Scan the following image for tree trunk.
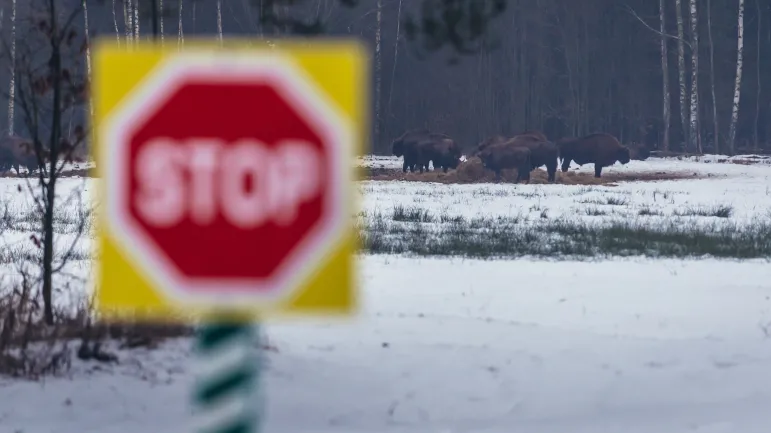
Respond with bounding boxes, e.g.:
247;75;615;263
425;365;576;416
7;0;15;136
374;0;382;150
659;0;671;151
42;0;65;326
133;0;140;43
159;0;164;45
82;0;93;117
387;0;403;127
178;0;184;49
688;0;701;153
112;0;121;46
675;0;689;149
728;0;745;154
124;0;133;46
753;0;761;150
217;0;223;44
707;0;719;153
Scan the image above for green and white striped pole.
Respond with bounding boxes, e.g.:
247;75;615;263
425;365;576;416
192;319;263;433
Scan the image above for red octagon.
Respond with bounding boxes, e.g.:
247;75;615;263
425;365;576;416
105;58;347;302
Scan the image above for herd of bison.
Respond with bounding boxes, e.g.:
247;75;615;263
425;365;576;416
391;129;651;182
0;128;652;184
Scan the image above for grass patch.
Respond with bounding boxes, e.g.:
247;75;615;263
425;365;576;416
585;207;608;216
358;208;771;259
605;196;629;206
674;205;733;218
392;204;435;223
638;206;662;216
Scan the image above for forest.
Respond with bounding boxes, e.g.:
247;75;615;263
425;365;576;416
0;0;767;155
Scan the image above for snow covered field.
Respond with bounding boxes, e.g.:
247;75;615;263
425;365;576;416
3;257;771;433
1;155;771;432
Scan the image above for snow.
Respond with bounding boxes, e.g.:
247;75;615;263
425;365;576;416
359;156;771;230
3;256;771;432
2;155;771;432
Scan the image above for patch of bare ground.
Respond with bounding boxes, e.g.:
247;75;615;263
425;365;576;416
363;157;708;185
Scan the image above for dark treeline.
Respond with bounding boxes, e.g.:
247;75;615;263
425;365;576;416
0;0;767;155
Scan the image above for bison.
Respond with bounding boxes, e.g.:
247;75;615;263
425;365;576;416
417;138;462;173
0;135;43;175
513;130;548;142
503;137;559;182
627;143;651;161
391;129;458;173
471;135;507;157
471;131;547;157
478;142;532;183
557;133;631;178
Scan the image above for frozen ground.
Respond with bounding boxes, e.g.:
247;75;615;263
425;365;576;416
358;155;771;226
3;256;771;433
1;155;771;432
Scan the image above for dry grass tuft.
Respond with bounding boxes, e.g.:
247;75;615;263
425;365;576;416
364;157;705;185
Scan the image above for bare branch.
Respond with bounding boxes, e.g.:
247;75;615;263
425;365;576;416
625;4;693;50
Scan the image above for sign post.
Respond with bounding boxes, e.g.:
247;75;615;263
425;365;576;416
193;320;261;433
92;39;368;432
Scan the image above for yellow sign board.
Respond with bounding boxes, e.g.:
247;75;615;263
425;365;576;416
92;38;368;323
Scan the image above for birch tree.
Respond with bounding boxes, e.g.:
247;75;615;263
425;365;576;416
83;0;93;117
7;0;15;136
707;0;719;152
659;0;671;151
752;0;761;149
160;0;165;45
387;0;403;119
728;0;745;154
217;0;223;44
178;0;184;49
688;0;700;153
124;0;133;45
374;0;382;147
112;0;121;45
133;0;140;43
675;0;689;148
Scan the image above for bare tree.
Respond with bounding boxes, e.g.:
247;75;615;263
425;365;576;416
688;0;701;153
123;0;133;45
387;0;403;122
374;0;382;147
659;0;671;151
159;0;165;45
132;0;140;42
675;0;689;148
707;0;719;153
728;0;745;154
752;0;761;150
178;0;184;48
3;0;91;325
112;0;121;46
7;0;16;136
217;0;223;44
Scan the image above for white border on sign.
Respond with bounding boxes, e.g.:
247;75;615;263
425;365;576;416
101;52;353;309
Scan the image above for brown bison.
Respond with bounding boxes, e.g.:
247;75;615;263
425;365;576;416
391;129;454;173
0;136;44;175
416;137;462;173
471;135;507;157
627;143;651;161
471;131;547;157
503;137;559;182
557;133;631;178
513;130;548;142
478;142;532;183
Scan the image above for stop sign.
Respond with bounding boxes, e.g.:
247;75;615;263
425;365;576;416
103;55;350;306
